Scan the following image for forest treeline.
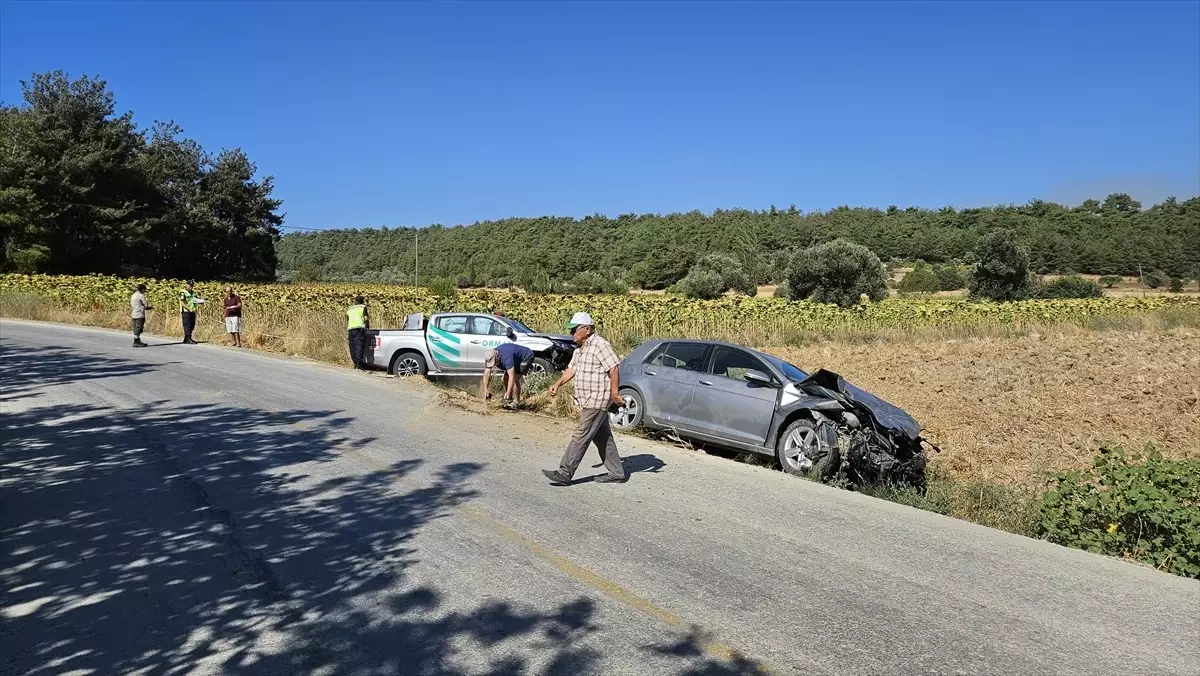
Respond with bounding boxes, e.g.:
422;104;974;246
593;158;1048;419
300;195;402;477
0;71;283;280
276;195;1200;289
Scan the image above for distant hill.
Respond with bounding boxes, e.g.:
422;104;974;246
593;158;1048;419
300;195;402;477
275;194;1200;288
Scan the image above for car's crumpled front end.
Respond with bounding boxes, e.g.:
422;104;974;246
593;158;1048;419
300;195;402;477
794;368;930;490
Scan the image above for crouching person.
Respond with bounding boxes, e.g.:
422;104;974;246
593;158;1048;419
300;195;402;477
481;339;534;409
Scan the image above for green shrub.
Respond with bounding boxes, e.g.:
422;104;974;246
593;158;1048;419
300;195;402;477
935;265;968;291
1037;445;1200;578
1143;270;1168;289
1169;277;1185;293
1032;275;1104;299
294;262;324;283
687;253;757;296
1098;275;1122;288
897;266;941;294
772;284;790;299
969;228;1034;301
426;276;458;298
785;238;889;308
564;270;627;295
7;244;51;273
678;269;724;300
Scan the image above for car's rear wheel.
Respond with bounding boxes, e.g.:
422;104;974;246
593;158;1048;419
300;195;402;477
391;351;427;377
610;388;644;429
777;418;839;479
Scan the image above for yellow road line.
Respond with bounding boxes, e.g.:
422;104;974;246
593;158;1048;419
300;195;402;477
334;447;774;673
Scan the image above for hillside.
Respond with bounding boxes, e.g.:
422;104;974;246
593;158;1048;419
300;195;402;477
275;194;1200;288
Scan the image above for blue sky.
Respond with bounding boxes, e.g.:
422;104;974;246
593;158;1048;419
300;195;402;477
2;0;1198;230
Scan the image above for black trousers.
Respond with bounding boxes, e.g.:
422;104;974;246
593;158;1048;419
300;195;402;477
132;318;145;341
348;328;366;368
181;311;196;342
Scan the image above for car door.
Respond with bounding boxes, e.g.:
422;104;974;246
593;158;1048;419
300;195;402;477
639;341;710;430
428;315;471;372
688;345;779;447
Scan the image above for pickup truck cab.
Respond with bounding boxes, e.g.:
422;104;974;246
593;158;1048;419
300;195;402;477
364;312;576;378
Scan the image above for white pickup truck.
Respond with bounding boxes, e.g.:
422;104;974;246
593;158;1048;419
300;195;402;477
363;312;576;378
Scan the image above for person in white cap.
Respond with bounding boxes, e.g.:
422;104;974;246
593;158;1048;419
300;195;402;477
542;311;627;485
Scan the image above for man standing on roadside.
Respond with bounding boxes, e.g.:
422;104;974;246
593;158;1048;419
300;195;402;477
179;280;200;344
542;312;627;485
130;283;153;347
347;295;369;369
223;286;243;347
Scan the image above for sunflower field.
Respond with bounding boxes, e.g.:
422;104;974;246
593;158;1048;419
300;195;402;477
4;273;1198;347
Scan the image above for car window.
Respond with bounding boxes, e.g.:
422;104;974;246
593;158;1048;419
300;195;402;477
710;346;771;382
436;316;469;334
647;342;708;372
470;317;509;336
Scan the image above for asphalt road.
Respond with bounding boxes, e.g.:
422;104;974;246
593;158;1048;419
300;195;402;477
2;319;1197;676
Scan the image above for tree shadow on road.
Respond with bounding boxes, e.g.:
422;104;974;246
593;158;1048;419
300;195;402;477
1;351;770;675
0;339;168;402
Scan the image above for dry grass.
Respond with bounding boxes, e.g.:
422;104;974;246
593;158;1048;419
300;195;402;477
1;292;351;364
768;326;1200;487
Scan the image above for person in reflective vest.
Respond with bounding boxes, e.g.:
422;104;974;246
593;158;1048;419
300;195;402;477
178;280;200;344
347;295;370;369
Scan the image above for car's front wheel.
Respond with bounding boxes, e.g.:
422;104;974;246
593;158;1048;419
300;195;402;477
528;356;554;377
610;388;644;430
777;418;839;479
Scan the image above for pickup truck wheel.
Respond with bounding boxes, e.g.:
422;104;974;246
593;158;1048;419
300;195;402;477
777;418;839;479
610;389;644;429
391;351;427;377
529;357;554;376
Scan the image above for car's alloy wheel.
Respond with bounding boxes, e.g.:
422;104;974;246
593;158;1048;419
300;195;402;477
391;352;427;377
610;390;643;429
782;426;819;472
777;417;839;478
529;356;553;376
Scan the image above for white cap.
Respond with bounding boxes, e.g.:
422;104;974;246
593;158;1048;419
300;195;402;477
565;311;594;329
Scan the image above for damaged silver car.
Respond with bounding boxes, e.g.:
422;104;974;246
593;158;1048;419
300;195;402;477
610;339;934;489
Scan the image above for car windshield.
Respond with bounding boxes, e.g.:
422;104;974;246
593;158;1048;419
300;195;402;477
504;318;537;334
771;357;808;383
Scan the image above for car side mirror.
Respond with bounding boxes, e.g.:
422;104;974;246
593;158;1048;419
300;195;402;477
507;329;517;340
744;370;777;388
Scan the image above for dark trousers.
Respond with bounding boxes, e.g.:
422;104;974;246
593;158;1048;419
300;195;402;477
558;408;626;480
181;311;196;342
132;318;145;342
348;328;366;368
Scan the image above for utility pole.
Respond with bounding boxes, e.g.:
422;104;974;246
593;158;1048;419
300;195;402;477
415;229;419;287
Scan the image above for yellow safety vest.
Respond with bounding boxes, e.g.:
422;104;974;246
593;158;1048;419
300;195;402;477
347;304;366;330
179;289;198;312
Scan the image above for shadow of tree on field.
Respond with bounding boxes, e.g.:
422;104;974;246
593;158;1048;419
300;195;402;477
1;348;770;675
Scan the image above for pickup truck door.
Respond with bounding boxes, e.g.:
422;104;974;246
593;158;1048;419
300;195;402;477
429;315;511;372
427;315;470;372
462;316;513;370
